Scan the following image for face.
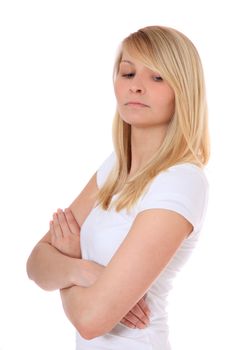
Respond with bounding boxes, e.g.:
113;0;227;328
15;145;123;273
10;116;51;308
114;50;175;129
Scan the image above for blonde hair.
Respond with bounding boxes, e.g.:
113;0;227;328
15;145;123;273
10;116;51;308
97;25;210;212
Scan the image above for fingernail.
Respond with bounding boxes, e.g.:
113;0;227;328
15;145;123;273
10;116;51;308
138;323;146;329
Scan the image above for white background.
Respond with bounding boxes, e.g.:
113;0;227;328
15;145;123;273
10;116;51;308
0;0;232;349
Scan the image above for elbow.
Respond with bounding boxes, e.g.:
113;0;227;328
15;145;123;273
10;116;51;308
76;324;105;340
26;244;41;278
78;327;96;340
61;286;115;339
26;246;55;292
27;261;52;291
74;312;113;340
26;251;36;281
27;270;55;292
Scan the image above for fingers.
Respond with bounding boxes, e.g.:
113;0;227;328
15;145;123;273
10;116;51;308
56;208;71;237
120;317;137;329
121;310;148;329
64;208;80;236
50;208;80;240
50;220;57;244
50;208;71;239
121;297;151;329
130;303;150;326
52;211;64;239
137;297;151;318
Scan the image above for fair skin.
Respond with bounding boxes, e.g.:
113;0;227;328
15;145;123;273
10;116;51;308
114;50;175;175
26;174;150;329
50;206;151;330
27;49;193;340
57;51;192;339
26;174;101;291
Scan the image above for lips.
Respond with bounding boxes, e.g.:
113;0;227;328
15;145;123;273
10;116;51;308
125;101;149;107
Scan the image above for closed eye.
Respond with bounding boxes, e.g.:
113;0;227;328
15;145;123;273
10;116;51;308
120;72;163;81
121;73;163;81
121;73;135;78
152;76;163;82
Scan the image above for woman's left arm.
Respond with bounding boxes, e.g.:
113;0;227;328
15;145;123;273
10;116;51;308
60;208;193;340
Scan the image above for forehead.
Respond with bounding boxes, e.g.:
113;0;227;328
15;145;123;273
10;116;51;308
119;52;157;75
120;47;158;71
121;49;137;62
120;50;145;67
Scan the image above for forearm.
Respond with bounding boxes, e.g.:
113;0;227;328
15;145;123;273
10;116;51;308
26;242;100;291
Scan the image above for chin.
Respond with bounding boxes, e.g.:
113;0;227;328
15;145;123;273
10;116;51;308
120;112;145;124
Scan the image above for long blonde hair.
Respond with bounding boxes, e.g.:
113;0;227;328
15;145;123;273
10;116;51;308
97;25;210;212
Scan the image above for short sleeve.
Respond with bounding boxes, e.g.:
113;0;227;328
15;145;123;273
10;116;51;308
96;152;116;189
138;164;209;232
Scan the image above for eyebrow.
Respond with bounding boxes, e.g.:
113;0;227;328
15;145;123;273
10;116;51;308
120;59;135;65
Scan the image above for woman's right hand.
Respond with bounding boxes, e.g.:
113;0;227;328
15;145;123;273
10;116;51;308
121;294;150;329
50;208;81;259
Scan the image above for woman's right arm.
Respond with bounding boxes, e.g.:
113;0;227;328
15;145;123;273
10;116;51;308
26;171;151;328
26;173;103;291
26;238;104;291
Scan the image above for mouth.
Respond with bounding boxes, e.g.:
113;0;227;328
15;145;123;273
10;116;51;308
125;101;150;108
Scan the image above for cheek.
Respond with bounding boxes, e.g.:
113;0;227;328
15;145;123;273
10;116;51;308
167;94;175;112
160;89;175;114
114;80;120;99
151;90;175;122
114;80;126;103
162;98;175;122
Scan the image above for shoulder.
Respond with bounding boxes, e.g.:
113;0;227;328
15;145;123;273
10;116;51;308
138;163;209;232
145;163;209;197
96;152;116;189
169;162;208;185
158;162;208;183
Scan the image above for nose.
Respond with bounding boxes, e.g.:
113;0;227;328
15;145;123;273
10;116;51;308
129;77;146;94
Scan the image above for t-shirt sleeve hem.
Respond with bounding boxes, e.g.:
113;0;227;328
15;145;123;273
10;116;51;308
139;197;195;228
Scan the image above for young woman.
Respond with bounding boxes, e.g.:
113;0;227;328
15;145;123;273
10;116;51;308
27;25;210;349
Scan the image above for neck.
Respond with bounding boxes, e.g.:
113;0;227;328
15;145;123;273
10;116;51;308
129;124;168;177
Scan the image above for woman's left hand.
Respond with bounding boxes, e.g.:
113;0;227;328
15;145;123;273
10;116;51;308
120;295;150;329
50;208;81;259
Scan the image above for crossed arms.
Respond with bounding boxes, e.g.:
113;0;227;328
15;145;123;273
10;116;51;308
26;172;192;340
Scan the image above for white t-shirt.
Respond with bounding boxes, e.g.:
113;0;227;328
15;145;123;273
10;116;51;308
76;152;209;350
